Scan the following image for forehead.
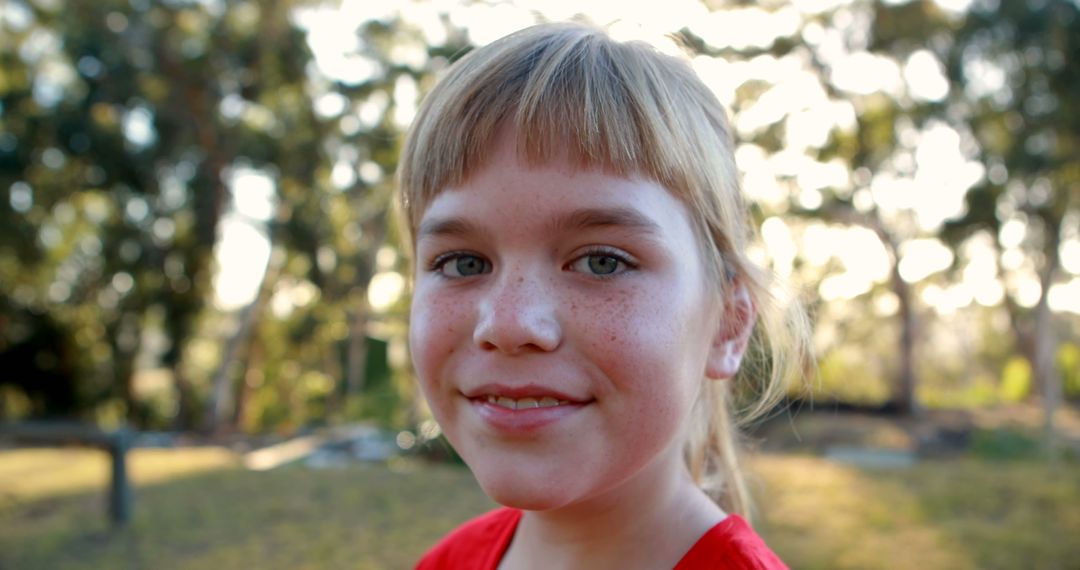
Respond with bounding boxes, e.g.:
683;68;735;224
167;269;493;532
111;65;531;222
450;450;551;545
419;125;674;217
414;123;644;224
415;139;700;250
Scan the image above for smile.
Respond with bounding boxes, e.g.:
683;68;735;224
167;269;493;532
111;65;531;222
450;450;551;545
470;390;587;434
484;395;570;410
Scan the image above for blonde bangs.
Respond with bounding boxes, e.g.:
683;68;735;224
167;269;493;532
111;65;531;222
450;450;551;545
398;23;745;276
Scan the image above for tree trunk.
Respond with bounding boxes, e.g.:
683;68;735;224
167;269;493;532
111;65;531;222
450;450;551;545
869;213;918;416
1034;223;1062;458
322;335;345;420
892;266;917;415
234;340;263;432
103;310;143;427
205;246;281;434
171;370;198;431
820;204;919;415
342;307;369;418
162;292;202;432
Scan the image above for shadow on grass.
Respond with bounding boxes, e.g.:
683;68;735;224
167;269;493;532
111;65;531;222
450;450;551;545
891;459;1080;570
1;452;493;570
751;454;1080;570
5;449;1078;570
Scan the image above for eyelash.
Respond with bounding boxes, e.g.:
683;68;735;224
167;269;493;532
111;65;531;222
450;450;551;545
426;248;638;279
428;251;489;277
567;247;638;278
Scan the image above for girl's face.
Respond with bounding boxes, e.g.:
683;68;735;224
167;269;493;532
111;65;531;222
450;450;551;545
410;130;733;512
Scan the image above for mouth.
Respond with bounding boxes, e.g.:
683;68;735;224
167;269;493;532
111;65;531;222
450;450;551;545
468;394;587;434
463;384;591;432
479;395;572;410
463;383;588;409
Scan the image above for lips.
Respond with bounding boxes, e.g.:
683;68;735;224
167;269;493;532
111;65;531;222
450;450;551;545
463;383;591;433
462;383;588;404
483;395;569;410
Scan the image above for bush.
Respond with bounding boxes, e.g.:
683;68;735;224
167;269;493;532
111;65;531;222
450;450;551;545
999;357;1032;403
970;427;1040;461
1060;343;1080;400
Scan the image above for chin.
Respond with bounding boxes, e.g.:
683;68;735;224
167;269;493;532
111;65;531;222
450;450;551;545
472;467;578;512
482;485;568;512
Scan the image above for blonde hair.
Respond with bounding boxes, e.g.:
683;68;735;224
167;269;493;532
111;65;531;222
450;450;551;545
397;22;812;517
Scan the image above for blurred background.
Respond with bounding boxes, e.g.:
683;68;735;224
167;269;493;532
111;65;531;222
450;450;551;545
1;0;1078;568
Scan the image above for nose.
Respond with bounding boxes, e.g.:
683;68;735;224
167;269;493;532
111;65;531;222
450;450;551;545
473;272;562;354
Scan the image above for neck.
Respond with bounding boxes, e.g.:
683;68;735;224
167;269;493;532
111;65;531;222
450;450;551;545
498;452;726;570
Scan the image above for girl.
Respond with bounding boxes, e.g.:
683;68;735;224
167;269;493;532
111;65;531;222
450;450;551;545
397;22;811;569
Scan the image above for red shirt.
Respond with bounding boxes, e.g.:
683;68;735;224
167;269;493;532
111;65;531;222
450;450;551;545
416;508;789;569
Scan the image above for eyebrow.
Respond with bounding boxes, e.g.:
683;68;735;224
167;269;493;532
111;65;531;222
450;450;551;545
547;207;663;236
417;216;485;240
416;206;662;242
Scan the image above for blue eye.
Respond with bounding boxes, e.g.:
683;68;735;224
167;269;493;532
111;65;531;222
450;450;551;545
570;249;635;277
587;255;621;275
434;253;490;277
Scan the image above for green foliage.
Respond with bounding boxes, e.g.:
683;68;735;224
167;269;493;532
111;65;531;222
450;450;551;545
0;0;441;431
969;427;1040;461
343;337;406;428
814;348;892;405
0;0;336;427
1060;343;1080;400
0;385;32;418
919;374;1000;409
1000;356;1033;403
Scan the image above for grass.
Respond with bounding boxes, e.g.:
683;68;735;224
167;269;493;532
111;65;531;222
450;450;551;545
1;447;1077;569
752;456;1079;569
0;448;494;570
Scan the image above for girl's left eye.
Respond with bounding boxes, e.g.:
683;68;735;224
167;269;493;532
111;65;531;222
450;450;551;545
568;250;635;277
431;253;491;278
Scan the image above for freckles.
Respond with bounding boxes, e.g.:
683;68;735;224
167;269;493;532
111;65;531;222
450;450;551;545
413;294;470;373
583;290;638;369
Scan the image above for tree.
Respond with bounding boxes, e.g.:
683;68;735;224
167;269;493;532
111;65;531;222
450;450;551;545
678;0;963;414
0;0;339;429
939;0;1080;452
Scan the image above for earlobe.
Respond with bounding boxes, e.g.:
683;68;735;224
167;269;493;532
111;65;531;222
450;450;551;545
705;280;756;380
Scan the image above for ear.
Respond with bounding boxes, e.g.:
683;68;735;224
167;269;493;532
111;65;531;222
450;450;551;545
705;280;756;380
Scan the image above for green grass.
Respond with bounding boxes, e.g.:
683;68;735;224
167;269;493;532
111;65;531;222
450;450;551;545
1;448;1077;569
752;455;1079;569
0;449;494;570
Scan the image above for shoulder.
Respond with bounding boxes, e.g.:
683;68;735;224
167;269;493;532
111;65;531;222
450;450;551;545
674;514;790;570
415;507;522;570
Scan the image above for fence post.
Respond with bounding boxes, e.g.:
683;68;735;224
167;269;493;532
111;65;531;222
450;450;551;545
0;421;136;526
108;427;132;527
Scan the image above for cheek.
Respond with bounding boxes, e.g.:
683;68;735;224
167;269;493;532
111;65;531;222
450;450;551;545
409;288;471;390
576;288;698;463
575;283;704;401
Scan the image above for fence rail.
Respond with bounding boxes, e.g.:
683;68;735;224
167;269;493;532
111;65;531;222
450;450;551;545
0;422;133;526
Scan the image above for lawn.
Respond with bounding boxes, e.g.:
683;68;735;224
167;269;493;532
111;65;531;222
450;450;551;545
1;447;1077;569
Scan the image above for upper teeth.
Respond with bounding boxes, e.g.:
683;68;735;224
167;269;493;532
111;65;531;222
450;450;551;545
486;395;568;410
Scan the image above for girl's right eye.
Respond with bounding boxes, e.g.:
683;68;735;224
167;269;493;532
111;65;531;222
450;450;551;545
432;253;491;278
